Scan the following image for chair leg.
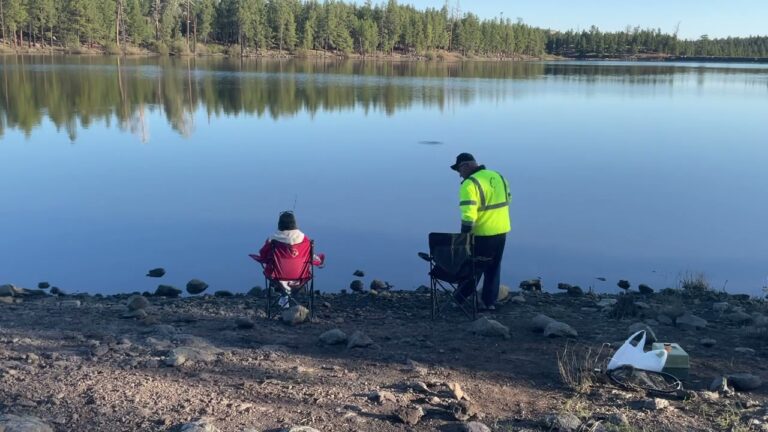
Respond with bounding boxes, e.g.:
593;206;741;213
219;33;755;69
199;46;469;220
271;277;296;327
309;279;315;319
266;278;271;318
430;277;436;320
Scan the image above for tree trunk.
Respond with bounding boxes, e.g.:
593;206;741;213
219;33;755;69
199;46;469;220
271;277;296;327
116;0;122;47
0;0;5;45
185;0;190;49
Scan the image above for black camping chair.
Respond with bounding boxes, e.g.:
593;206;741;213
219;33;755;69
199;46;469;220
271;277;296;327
418;232;483;320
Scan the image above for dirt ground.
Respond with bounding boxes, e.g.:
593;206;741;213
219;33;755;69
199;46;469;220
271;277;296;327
0;288;766;432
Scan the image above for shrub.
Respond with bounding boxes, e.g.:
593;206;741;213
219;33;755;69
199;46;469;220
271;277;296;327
557;342;608;393
424;50;437;60
680;271;712;294
609;294;639;319
148;41;169;55
104;42;121;55
171;39;191;56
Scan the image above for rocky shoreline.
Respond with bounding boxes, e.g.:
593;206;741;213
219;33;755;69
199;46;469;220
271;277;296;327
1;282;767;431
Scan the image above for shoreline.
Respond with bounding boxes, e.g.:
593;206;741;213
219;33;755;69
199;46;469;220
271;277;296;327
1;284;767;431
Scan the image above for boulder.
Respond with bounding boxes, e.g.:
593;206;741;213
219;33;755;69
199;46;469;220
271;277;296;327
677;313;707;330
282;428;320;432
154;285;181;298
347;331;374;349
467;317;510;339
0;414;53;432
353;270;365;277
628;323;657;344
165;346;218;367
597;298;618;308
186;279;209;295
319;329;347;345
617;280;631;290
127;295;150;311
246;286;263;297
37;282;50;289
543;321;578;338
395;405;424;426
725;311;752;325
712;302;730;312
567;285;584;296
369;390;396;404
0;284;20;297
531;314;557;332
281;306;309;325
214;290;233;297
728;373;762;391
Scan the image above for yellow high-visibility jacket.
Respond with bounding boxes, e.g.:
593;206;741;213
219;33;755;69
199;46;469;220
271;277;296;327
459;167;511;236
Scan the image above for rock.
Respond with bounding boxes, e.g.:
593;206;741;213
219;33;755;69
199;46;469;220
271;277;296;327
319;329;347;345
214;290;233;297
638;284;654;295
451;400;478;422
617;280;631;290
395;405;424;426
709;376;735;396
370;280;390;291
0;297;13;304
481;284;511;302
369;390;396;404
347;331;374;349
353;270;365;277
350;280;365;292
246;286;263;297
607;412;629;426
467;317;510;339
174;418;220;432
186;279;209;295
50;287;64;295
235;317;255;329
37;282;50;289
146;268;166;278
544;413;582;431
657;314;674;326
463;422;492;432
557;283;572;291
281;306;309;325
728;373;762;391
700;338;717;348
713;302;730;312
155;285;181;298
677;313;707;330
628;323;657;344
0;284;20;297
556;284;582;296
531;314;557;332
448;382;465;400
543;321;578;338
122;309;148;319
415;285;430;294
0;414;53;432
597;298;617;308
735;347;756;355
59;300;81;308
725;311;752;325
509;295;526;304
635;301;650;309
631;398;669;410
699;391;720;402
283;427;320;432
165;346;218;367
519;279;542;291
127;295;150;311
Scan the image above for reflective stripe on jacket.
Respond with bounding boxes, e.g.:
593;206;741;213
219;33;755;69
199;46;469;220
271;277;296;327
459;168;511;236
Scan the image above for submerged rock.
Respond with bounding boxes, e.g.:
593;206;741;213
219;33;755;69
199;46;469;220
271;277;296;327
186;279;209;295
617;280;631;290
155;285;181;298
37;282;50;289
146;268;166;278
353;270;365;277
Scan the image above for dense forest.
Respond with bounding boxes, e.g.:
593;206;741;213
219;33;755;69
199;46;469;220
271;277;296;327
0;0;766;58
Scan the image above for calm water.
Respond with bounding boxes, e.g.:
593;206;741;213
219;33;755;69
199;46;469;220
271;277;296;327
1;56;767;296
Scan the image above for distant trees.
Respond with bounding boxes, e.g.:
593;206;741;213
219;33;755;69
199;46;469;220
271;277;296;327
0;0;765;58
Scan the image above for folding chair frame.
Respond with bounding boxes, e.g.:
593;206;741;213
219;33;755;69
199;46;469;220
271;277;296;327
262;241;316;320
423;233;478;321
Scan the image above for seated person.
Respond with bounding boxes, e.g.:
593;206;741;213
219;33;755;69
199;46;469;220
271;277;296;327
252;211;324;308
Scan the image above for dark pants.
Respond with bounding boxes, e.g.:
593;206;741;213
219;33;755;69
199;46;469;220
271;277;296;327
457;233;507;307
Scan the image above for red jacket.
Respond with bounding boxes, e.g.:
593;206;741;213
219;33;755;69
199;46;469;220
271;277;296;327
251;230;324;281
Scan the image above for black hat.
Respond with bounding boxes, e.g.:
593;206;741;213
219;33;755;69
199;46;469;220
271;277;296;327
450;153;476;171
278;211;297;230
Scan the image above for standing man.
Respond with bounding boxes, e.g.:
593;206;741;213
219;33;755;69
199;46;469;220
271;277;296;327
451;153;511;310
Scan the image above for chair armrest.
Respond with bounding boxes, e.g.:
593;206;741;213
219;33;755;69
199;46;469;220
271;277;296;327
418;252;432;262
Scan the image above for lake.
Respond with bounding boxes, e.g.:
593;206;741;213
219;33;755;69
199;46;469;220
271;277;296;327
1;56;767;296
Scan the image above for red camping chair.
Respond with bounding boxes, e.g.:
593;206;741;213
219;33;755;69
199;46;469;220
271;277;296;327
250;239;323;318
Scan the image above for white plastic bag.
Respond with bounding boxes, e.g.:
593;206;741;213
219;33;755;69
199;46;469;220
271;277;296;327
607;330;668;372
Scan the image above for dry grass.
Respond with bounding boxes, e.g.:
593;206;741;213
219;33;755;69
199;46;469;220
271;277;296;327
679;271;712;294
557;342;609;394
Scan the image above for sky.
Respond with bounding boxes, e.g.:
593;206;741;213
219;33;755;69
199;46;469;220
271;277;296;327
381;0;767;40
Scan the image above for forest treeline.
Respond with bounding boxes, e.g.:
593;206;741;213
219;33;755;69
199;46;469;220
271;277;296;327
0;0;766;58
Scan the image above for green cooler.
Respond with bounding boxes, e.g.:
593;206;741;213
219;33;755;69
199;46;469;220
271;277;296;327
652;343;689;381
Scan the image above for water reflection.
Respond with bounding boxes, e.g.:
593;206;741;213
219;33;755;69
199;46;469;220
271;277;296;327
1;56;766;142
